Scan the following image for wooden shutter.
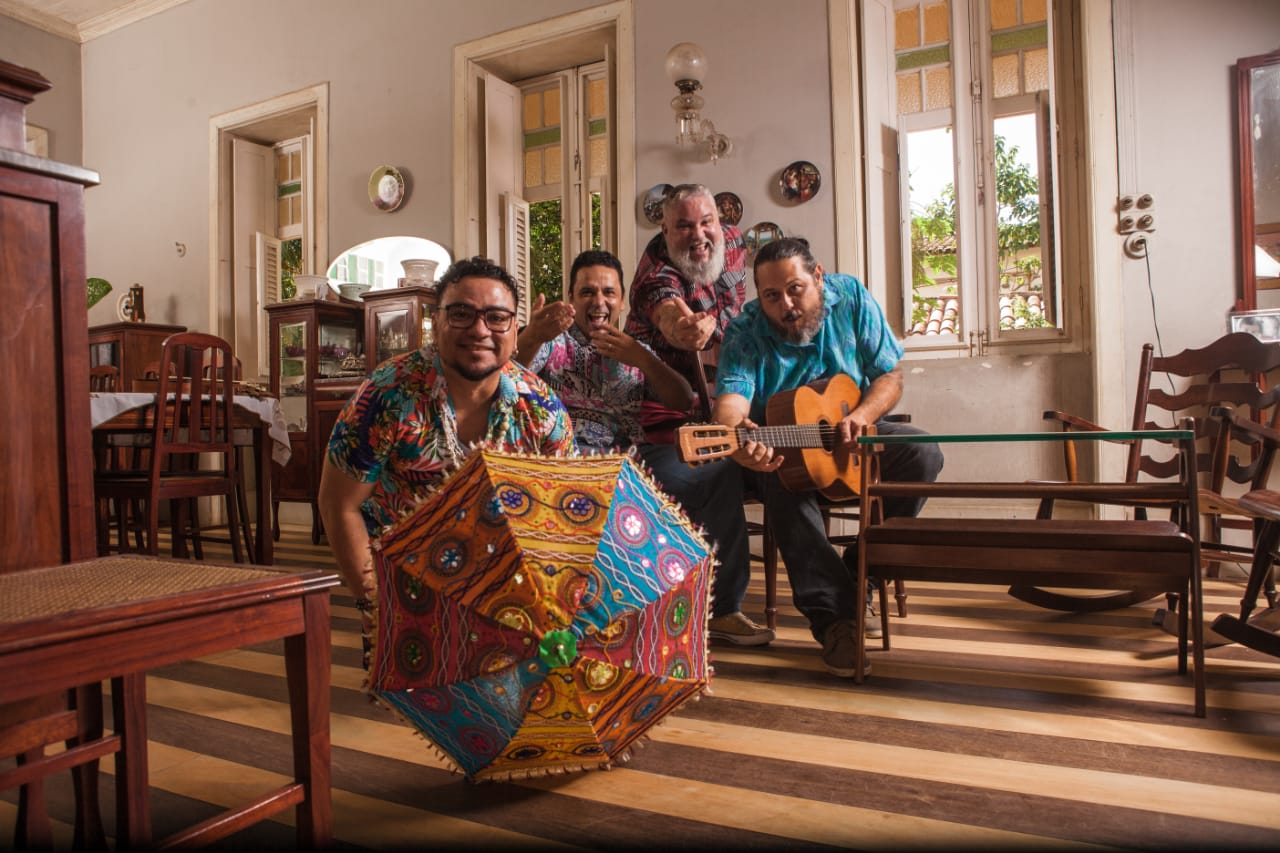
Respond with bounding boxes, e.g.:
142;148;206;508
504;193;531;326
255;232;281;377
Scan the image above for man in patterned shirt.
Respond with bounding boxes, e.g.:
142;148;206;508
319;257;574;628
624;183;747;394
715;237;943;679
517;250;772;645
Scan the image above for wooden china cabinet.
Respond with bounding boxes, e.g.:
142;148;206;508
362;284;438;371
265;297;365;543
0;60;99;573
88;320;186;390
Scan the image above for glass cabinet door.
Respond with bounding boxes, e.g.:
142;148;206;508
376;308;411;364
279;320;308;431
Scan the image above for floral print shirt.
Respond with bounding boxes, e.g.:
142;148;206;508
327;346;574;533
526;324;650;452
623;224;747;389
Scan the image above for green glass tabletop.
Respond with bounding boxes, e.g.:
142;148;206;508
856;429;1193;445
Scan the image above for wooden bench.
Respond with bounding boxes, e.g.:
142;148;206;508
854;424;1205;717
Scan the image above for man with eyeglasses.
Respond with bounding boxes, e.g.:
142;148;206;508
319;257;574;652
516;250;773;646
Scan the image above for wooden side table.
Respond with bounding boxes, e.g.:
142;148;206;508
0;556;339;849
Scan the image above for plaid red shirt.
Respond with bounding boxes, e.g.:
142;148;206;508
624;224;747;390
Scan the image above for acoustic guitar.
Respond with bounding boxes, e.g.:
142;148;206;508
676;373;863;501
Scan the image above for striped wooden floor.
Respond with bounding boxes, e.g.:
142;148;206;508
5;525;1280;850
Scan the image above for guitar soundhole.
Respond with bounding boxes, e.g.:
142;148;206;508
819;419;836;452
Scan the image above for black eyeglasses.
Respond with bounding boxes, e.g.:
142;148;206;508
440;303;517;332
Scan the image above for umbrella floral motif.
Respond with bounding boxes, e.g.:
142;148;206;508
367;449;714;782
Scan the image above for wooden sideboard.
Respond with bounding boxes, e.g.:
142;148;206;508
88;320;187;391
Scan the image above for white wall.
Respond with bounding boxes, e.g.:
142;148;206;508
633;0;837;296
1118;0;1280;399
0;15;81;164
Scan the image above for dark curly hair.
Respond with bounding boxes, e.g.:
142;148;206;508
752;236;819;276
435;256;520;307
568;250;625;297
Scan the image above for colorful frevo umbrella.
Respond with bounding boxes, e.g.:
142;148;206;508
367;449;714;781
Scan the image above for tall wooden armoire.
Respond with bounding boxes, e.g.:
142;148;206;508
0;59;99;572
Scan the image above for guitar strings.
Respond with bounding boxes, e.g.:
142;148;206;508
736;423;838;449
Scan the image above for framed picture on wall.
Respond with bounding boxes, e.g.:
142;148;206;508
1229;308;1280;343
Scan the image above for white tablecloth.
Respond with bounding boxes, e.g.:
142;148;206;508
90;392;292;466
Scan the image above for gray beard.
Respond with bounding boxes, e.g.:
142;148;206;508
671;237;726;284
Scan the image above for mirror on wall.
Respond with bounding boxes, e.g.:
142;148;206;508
1237;50;1280;310
325;236;452;293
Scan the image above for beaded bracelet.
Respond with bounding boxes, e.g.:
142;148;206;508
354;597;376;614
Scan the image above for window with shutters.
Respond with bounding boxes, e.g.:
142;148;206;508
521;63;610;303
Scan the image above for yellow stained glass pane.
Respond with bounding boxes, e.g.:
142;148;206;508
990;0;1017;29
925;66;952;110
1024;0;1047;23
290;150;301;178
923;1;949;45
1024;47;1049;92
524;92;542;131
275;152;288;184
587;78;606;118
895;7;920;50
543;88;561;128
897;71;923;115
544;145;561;184
277;198;290;226
992;53;1020;98
588;137;608;178
291;196;301;222
524;150;542;187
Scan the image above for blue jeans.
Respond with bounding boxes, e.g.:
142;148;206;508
636;443;751;618
747;420;943;639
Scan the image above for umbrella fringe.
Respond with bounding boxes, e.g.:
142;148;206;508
363;687;470;778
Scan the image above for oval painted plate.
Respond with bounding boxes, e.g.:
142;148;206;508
744;221;784;255
714;191;743;226
779;160;821;203
369;165;405;212
642;183;672;225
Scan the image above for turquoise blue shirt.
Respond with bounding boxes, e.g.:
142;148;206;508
716;273;903;424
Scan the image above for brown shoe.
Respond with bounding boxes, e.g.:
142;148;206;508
821;620;871;678
708;611;775;646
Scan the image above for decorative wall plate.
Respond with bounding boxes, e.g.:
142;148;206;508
744;221;784;255
714;191;743;226
369;165;405;212
642;183;672;224
779;160;821;203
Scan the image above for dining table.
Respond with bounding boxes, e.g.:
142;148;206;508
89;391;292;565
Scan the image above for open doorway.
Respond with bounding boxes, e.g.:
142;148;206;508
209;83;329;381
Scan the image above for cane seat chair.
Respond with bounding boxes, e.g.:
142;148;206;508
93;332;247;562
1024;332;1280;612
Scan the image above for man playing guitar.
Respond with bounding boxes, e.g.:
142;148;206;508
713;237;944;679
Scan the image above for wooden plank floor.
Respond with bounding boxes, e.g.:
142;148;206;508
5;524;1280;850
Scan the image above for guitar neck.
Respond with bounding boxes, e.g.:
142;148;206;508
738;423;835;450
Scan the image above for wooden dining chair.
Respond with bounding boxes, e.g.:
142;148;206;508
94;332;246;562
